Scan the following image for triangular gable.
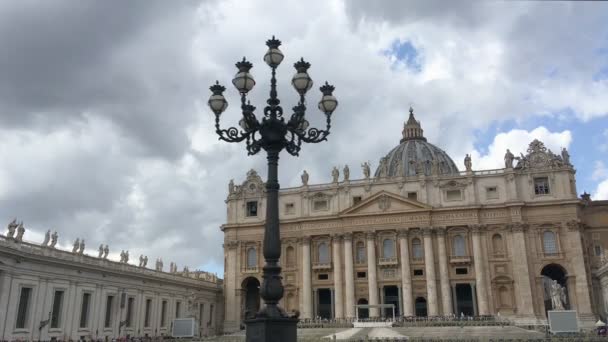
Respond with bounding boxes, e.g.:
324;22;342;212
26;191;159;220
341;190;431;216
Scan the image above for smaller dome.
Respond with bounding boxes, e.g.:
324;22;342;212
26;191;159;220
375;108;459;178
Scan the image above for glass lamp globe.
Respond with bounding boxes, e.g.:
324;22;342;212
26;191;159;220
208;81;228;115
264;47;284;68
232;58;256;94
318;82;338;114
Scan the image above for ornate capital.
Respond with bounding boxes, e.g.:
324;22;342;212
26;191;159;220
343;232;353;241
299;236;311;244
366;231;376;240
422;227;434;237
469;224;486;234
397;229;409;238
225;241;239;250
508;222;528;233
434;226;447;236
566;220;582;232
331;234;343;243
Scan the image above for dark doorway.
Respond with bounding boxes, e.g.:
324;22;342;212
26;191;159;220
317;288;332;319
357;298;369;319
242;277;260;320
455;284;474;316
415;297;427;317
383;286;400;317
541;264;569;315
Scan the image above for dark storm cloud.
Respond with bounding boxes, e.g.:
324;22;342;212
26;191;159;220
0;0;202;158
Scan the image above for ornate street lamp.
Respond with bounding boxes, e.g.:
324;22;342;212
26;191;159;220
209;36;337;341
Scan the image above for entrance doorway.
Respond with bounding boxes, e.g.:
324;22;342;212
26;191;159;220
383;286;400;317
415;297;427;316
455;284;475;316
242;277;260;319
317;288;332;319
357;299;369;319
541;263;569;315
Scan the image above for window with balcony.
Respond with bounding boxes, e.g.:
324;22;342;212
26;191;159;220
534;177;550;195
543;231;557;255
247;248;257;268
318;242;329;264
492;234;505;255
412;238;423;260
355;241;366;264
452;235;466;257
382;239;395;258
286;246;295;266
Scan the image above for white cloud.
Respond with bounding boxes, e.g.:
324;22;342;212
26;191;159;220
593;179;608;200
592;161;608;181
466;127;572;171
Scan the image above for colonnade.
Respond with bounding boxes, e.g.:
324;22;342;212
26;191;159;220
298;226;514;319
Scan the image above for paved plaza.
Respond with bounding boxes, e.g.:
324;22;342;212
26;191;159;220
206;326;546;341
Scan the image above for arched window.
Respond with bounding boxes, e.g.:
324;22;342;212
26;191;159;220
247;248;257;268
452;235;466;257
543;231;557;254
382;239;395;258
318;242;329;264
356;241;366;264
492;234;504;254
412;238;423;259
286;246;295;266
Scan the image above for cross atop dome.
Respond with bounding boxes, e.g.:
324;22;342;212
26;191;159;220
401;107;426;142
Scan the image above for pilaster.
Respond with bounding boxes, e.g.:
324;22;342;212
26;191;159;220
342;233;355;318
422;227;438;316
435;227;453;315
471;224;489;315
398;230;413;316
366;232;379;317
331;234;344;318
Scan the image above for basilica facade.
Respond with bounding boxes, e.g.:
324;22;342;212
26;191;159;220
222;108;608;332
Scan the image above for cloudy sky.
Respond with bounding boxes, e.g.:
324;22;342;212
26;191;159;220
1;0;607;276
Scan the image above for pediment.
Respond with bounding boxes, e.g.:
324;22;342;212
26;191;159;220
341;191;431;216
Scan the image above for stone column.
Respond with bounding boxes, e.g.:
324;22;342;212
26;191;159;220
471;225;489;315
332;234;344;318
398;230;413;316
223;241;239;332
343;233;356;318
436;227;453;315
509;223;535;317
566;220;594;320
366;232;379;317
423;228;438;316
301;236;313;319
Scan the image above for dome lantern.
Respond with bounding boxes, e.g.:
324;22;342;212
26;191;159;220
401;107;426;143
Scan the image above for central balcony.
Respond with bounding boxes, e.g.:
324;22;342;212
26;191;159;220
312;262;332;271
378;257;398;267
449;255;472;265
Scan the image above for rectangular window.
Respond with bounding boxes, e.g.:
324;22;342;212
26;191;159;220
356;271;367;279
456;267;468;275
104;296;114;328
208;304;214;326
16;287;32;329
246;201;258;217
318;274;329;280
199;303;205;326
284;202;295;214
313;199;328;211
175;301;181;319
446;189;462;201
595;245;603;257
353;196;362;205
126;297;135;327
534;177;550;195
413;269;424;276
161;300;167;327
407;192;418;201
50;290;64;328
486;186;498;199
144;299;152;327
79;293;91;328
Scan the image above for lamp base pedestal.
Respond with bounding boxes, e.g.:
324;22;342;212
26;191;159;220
245;316;298;342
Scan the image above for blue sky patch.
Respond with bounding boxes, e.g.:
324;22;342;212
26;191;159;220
383;39;422;72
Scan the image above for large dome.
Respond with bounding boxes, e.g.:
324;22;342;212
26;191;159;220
374;108;459;178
